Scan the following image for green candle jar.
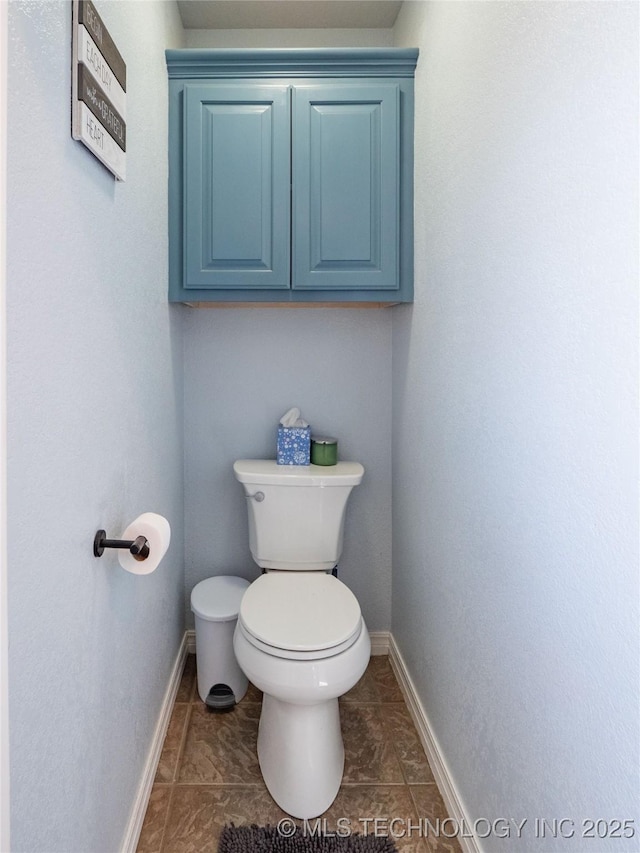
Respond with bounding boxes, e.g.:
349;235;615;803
310;436;338;466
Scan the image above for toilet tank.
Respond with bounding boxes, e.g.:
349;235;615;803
233;460;364;571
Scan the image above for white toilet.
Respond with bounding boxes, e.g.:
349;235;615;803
232;459;370;819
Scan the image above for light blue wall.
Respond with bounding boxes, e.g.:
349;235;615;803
183;308;393;632
7;2;184;851
392;2;639;850
185;27;393;48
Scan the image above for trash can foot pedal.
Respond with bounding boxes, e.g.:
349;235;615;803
205;683;236;712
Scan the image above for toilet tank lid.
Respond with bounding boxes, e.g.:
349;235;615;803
233;459;364;486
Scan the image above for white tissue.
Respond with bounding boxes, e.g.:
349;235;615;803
118;512;171;575
279;407;309;428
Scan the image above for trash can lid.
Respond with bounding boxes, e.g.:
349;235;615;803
191;576;250;622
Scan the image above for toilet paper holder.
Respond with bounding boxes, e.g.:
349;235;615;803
93;529;150;560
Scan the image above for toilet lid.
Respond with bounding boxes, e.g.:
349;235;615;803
239;572;361;653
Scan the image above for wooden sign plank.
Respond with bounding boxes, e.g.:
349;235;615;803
76;101;126;180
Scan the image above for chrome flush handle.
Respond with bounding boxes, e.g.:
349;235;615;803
246;491;265;502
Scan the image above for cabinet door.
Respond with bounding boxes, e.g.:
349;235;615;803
292;84;399;291
184;84;290;289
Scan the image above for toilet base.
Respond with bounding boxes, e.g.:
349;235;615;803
233;620;370;819
258;694;344;819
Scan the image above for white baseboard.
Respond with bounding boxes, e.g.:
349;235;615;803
186;628;196;654
388;635;481;853
120;633;189;853
368;630;390;655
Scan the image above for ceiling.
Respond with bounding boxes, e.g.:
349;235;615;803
177;1;403;30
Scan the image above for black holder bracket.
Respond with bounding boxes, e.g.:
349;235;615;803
93;530;150;560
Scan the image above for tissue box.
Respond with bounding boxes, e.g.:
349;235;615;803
277;425;311;465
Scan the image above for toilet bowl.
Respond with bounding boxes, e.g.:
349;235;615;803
234;573;370;818
232;459;366;818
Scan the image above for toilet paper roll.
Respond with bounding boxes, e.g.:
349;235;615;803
118;512;171;575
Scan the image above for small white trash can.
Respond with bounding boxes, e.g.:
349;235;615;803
191;575;250;709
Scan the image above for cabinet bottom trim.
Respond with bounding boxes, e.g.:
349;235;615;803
183;301;399;309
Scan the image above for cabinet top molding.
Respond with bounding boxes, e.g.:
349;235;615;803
165;47;419;79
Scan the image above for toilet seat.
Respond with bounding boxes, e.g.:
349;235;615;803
238;572;362;660
237;620;363;661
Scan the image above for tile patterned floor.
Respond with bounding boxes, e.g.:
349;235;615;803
137;654;461;853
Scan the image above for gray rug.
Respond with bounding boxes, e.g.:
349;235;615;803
218;825;398;853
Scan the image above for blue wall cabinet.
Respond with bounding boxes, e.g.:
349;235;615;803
166;49;418;305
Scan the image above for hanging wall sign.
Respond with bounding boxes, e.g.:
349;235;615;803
71;0;127;181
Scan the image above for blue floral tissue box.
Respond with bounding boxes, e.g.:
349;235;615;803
277;425;311;465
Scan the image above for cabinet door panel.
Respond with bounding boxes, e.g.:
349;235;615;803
184;84;290;289
292;84;399;290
